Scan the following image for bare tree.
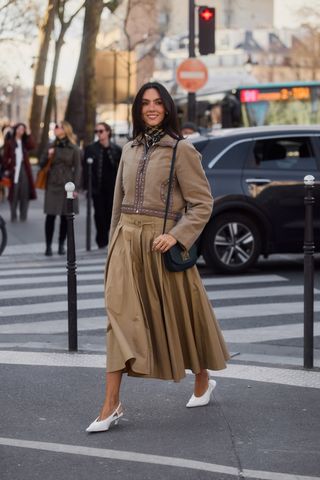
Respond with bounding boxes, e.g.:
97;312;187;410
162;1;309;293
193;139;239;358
65;0;121;146
292;27;320;80
0;1;16;14
0;0;40;41
29;0;57;145
38;0;85;157
122;0;161;129
65;0;103;146
289;5;320;80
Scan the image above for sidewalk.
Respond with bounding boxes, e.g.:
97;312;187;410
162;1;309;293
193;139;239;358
1;192;320;480
0;189;90;256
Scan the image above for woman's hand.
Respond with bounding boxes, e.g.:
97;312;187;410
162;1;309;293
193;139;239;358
48;148;55;158
152;233;177;253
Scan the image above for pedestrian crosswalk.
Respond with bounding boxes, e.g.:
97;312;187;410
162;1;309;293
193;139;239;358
0;255;319;367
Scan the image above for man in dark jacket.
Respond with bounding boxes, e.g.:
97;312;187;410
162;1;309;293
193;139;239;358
84;122;122;248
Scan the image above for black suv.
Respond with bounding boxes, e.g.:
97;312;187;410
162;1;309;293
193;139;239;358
192;126;320;273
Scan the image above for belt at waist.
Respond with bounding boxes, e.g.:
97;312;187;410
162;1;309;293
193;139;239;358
120;204;181;222
119;213;176;230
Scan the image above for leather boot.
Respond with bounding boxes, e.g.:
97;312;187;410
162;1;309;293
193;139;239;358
45;245;53;256
58;243;66;255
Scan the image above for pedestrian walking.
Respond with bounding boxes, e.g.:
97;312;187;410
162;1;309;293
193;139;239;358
86;82;229;434
2;123;36;221
41;120;82;256
83;122;121;249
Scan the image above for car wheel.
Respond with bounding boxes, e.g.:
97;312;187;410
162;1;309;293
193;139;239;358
201;213;261;273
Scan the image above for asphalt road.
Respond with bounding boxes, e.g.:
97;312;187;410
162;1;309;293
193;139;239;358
0;193;320;480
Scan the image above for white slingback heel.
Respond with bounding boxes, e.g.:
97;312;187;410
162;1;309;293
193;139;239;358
86;403;123;433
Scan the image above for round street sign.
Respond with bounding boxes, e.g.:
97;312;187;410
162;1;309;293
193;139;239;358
176;58;208;93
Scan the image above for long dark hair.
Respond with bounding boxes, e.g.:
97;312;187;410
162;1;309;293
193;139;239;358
132;82;182;139
13;123;28;144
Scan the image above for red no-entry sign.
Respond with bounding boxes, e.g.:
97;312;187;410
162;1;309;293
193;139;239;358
176;58;208;93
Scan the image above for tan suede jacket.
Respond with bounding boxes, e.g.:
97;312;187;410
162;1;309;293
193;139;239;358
109;134;213;250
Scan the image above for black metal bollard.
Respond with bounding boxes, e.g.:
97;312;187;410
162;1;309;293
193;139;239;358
303;174;315;369
65;182;78;352
86;157;93;251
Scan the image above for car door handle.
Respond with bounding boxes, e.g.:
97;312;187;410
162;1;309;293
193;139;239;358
245;178;271;185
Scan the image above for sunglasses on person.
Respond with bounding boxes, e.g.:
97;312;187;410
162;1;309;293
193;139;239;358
94;129;106;134
55;124;63;129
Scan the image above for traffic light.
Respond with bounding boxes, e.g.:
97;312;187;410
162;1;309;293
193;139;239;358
198;6;215;55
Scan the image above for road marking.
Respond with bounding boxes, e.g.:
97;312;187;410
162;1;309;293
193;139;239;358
0;298;104;316
202;274;286;286
215;301;320;320
0;317;106;334
0;257;105;269
0;317;318;343
0;351;319;389
223;322;320;343
206;285;314;301
0;284;303;301
234;353;320;368
0;437;318;480
0;273;286;287
1;299;319;319
0;264;105;276
0;284;104;300
0;273;104;287
2;244;105;256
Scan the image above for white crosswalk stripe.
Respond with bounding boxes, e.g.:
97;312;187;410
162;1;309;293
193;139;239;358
0;284;311;301
0;257;318;374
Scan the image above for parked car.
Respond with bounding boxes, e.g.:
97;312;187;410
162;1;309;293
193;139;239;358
191;125;320;273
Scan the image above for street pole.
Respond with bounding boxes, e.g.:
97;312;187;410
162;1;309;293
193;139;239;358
86;157;93;251
65;182;78;352
188;0;196;122
303;174;315;369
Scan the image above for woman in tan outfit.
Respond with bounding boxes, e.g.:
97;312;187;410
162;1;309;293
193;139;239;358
86;82;229;433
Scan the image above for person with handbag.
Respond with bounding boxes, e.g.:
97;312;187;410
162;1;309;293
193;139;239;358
42;120;82;256
2;123;36;221
86;82;229;433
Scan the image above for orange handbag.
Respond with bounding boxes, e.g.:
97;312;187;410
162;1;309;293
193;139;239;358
0;175;12;188
35;157;52;189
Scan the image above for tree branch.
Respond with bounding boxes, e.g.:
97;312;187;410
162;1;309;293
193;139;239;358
0;0;16;14
66;0;85;26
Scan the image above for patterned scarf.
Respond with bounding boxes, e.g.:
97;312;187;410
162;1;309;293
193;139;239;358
144;125;165;150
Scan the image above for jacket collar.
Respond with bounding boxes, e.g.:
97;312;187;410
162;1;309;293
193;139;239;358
131;133;178;148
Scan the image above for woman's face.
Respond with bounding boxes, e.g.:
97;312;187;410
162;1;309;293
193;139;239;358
16;125;25;137
141;88;166;128
54;123;65;139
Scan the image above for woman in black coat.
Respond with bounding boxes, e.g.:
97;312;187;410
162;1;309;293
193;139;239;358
83;122;121;248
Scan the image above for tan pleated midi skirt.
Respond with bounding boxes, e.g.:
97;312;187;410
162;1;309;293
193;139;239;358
105;213;230;382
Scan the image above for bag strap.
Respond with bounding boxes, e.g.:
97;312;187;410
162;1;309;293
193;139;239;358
162;140;179;234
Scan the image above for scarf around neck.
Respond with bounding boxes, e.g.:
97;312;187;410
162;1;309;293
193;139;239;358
55;137;69;148
144;125;165;150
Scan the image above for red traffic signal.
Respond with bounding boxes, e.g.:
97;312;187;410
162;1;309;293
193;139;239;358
198;6;215;55
199;8;214;22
